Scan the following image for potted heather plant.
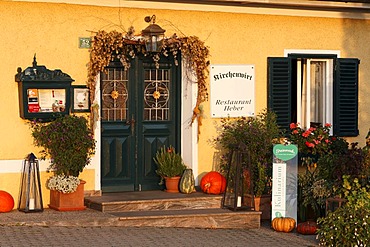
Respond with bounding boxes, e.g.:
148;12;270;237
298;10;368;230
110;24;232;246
215;109;282;218
153;145;186;193
216;109;281;196
30;114;96;210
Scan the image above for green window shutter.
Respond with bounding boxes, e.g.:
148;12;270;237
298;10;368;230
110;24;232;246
267;57;293;134
333;58;359;137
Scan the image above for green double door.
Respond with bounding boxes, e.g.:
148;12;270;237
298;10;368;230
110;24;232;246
100;56;181;192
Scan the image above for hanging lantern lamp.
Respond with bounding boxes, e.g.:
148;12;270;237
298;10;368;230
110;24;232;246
141;15;166;53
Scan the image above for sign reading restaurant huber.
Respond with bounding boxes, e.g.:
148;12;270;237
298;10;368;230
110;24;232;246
210;65;255;118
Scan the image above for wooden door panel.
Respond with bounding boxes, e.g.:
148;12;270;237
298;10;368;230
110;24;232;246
138;135;172;190
101;135;135;192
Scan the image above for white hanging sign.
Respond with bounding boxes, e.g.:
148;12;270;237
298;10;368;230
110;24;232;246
210;64;255;118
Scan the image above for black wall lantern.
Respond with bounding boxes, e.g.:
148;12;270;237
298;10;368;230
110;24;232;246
141;15;166;53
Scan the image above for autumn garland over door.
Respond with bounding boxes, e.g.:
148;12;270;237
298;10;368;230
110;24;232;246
87;31;210;138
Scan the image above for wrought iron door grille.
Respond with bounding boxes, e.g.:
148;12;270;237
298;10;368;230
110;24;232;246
143;68;170;121
101;68;128;121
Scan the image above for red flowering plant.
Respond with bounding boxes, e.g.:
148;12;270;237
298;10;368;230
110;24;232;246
290;123;335;219
289;123;333;166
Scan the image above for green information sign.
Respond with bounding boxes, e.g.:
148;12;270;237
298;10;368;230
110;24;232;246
273;144;298;161
272;144;298;224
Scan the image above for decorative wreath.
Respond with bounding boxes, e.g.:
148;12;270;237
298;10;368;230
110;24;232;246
87;29;210;137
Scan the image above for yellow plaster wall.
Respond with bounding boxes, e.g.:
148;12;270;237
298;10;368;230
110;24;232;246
0;1;369;190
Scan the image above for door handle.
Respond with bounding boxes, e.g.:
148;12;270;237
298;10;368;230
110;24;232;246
126;115;135;135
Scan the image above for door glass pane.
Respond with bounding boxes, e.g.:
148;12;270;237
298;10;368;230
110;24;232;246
143;68;170;121
101;68;128;121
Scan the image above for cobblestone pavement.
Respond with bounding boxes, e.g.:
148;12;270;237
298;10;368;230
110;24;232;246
0;209;319;247
0;225;318;247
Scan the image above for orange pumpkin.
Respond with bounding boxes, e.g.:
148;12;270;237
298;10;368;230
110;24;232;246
297;221;318;235
0;190;14;213
200;171;226;195
271;217;296;233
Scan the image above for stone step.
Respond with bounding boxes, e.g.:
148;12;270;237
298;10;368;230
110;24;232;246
84;191;262;229
110;208;262;229
85;191;223;213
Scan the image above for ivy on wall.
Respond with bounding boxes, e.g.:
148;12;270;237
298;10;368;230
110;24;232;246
87;29;210;136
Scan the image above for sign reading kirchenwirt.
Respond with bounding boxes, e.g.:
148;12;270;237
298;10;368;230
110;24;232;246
271;144;298;224
210;65;255;118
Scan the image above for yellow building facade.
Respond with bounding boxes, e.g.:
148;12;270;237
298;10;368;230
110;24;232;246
1;0;369;208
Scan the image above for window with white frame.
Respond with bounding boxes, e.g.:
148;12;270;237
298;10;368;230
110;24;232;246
268;54;359;137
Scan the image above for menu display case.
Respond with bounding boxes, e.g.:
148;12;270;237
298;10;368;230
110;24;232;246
71;86;90;113
15;56;74;120
27;88;67;113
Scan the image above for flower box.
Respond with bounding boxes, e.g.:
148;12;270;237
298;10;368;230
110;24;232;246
48;180;86;211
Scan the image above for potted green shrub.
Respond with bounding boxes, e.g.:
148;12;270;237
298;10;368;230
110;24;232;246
153;145;187;193
30;114;96;210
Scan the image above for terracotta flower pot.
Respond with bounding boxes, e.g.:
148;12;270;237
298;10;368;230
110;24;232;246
245;194;272;220
49;180;86;211
164;176;181;193
254;195;272;220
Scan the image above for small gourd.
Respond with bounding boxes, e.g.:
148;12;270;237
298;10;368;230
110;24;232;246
179;169;196;194
271;217;296;233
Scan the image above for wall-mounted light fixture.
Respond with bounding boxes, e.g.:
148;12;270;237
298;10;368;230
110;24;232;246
141;15;166;53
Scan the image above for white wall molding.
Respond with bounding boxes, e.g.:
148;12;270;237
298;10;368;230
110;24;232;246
181;59;199;184
0;158;97;174
0;159;50;173
11;0;370;20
